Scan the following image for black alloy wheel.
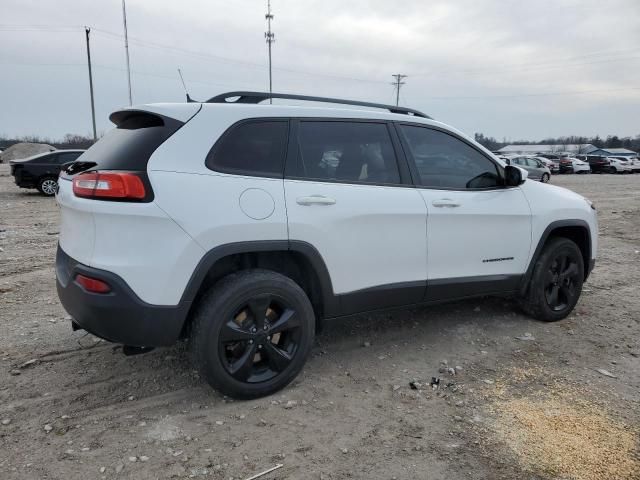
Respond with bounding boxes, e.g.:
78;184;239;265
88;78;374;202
190;269;315;399
219;294;301;384
543;253;580;311
520;237;584;322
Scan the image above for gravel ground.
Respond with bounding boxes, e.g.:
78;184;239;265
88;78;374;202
0;164;638;480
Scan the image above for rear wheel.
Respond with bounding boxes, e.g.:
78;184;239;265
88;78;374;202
190;269;315;399
37;176;58;196
541;173;550;183
521;237;584;322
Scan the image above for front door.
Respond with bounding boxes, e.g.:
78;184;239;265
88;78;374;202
395;123;532;301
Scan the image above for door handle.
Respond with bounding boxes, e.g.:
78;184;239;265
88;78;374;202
432;199;461;208
296;195;336;206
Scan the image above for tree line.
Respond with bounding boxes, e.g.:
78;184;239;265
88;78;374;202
474;133;640;152
0;134;96;151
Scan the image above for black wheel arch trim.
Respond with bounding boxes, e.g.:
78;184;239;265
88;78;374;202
520;219;593;294
178;239;338;316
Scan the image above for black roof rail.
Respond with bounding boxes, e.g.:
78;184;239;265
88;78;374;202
205;91;431;119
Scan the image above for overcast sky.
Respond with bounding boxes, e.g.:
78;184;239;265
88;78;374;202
1;0;639;140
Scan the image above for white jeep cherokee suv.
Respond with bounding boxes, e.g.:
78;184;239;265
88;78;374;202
55;92;597;399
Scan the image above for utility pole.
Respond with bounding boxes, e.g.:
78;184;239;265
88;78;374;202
391;74;407;106
265;0;275;103
122;0;133;105
84;26;97;141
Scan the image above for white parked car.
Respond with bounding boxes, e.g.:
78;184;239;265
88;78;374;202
55;91;598;398
611;156;639;173
569;158;591;174
607;157;633;173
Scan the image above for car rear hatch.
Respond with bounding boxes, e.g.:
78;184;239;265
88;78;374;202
56;103;201;269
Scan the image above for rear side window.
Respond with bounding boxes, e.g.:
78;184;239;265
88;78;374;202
77;112;183;171
398;125;500;189
295;121;400;184
206;120;288;177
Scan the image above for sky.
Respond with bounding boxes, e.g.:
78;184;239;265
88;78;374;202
1;0;639;141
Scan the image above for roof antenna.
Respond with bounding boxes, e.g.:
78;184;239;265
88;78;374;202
177;68;195;102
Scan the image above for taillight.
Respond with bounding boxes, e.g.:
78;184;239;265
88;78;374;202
75;274;111;293
72;171;146;200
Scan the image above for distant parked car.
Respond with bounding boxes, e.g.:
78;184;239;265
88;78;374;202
576;155;610;174
569;158;590;174
539;154;573;173
9;149;85;196
610;156;640;173
507;156;551;182
534;156;559;174
606;157;632;174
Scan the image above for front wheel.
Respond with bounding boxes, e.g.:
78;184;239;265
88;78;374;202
520;238;584;322
189;269;315;399
37;176;58;196
541;173;550;183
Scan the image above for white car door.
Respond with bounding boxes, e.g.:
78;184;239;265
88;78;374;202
395;124;532;301
284;120;428;315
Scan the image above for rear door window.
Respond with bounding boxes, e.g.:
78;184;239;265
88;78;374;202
294;121;401;185
398;125;501;189
206;120;288;178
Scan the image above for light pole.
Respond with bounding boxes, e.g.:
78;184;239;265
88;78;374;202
84;26;97;141
122;0;133;105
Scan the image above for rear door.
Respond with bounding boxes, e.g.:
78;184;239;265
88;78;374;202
396;123;532;301
284;119;427;315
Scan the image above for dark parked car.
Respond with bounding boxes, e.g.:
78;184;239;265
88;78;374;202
538;154;573;174
10;150;85;196
575;155;611;174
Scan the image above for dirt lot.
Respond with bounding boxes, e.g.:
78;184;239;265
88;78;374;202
1;164;638;480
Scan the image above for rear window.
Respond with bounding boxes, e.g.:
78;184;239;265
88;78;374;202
206;120;288;177
56;152;83;164
77;112;183;171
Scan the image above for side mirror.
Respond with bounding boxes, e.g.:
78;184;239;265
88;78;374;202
504;165;526;186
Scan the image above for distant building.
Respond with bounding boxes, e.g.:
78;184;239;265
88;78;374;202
497;144;596;155
586;147;637;157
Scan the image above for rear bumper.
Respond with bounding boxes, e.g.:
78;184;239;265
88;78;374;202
55;245;190;347
11;171;36;188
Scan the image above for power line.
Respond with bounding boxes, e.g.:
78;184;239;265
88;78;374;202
4;60;638;101
2;23;639;92
90;28;388;85
391;74;407;106
412;51;640;78
0;61;264;90
423;86;640;100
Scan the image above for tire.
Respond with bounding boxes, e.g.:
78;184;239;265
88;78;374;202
37;176;58;196
189;269;315;399
520;237;584;322
541;173;550;183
